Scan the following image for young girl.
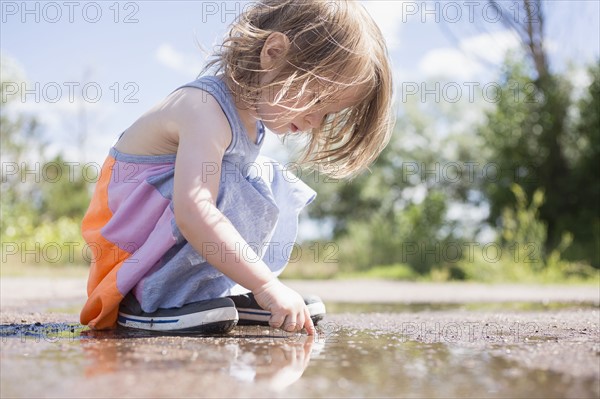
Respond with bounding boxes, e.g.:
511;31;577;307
80;0;394;334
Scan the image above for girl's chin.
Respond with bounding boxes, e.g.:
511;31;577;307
265;124;292;135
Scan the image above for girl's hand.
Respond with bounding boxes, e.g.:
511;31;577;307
252;279;315;335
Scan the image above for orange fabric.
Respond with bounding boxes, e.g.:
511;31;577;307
80;156;131;329
80;264;124;329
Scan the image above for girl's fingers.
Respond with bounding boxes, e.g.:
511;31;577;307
269;311;286;329
284;313;298;332
304;308;315;335
296;313;305;332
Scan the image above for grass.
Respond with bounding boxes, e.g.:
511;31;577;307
338;263;418;281
0;261;89;278
279;257;341;280
2;259;598;286
282;260;600;285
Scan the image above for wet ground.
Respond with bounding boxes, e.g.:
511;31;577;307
1;278;599;398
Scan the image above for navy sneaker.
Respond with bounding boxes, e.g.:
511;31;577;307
117;294;238;334
228;293;326;326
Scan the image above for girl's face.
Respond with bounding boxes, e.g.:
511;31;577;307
254;80;367;135
253;32;368;135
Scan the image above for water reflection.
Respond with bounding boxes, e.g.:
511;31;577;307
1;322;597;398
326;301;599;313
79;325;322;391
228;335;317;390
301;328;598;398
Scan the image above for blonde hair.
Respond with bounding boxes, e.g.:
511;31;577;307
199;0;395;178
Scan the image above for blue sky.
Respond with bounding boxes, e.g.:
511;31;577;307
2;0;599;164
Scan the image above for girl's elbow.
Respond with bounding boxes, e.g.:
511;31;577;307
174;210;191;235
173;199;196;233
173;198;215;235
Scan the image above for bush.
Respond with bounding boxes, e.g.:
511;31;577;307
457;184;597;283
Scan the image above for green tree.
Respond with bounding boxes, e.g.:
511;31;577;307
567;63;600;265
1;57;91;265
38;154;91;220
478;57;599;266
306;91;485;275
1;59;43;244
477;0;599;266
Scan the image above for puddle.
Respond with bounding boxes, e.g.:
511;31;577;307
1;321;597;398
326;301;599;314
302;329;597;398
0;322;86;341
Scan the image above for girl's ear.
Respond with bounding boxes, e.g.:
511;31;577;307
260;32;290;70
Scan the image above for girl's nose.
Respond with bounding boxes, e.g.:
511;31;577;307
304;111;326;129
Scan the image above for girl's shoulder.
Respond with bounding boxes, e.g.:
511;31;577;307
170;75;264;156
171;75;246;140
113;77;234;157
169;85;234;150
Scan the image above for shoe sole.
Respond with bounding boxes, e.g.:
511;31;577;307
117;307;239;333
236;302;326;326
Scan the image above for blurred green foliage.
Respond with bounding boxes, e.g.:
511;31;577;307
458;184;597;283
1;53;598;283
479;59;600;268
301;58;599;283
1;62;90;266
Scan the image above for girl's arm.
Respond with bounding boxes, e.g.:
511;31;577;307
166;88;314;334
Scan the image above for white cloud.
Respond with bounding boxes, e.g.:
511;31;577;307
570;65;593;91
460;30;521;65
566;63;594;104
419;47;483;81
155;43;204;78
1;54;117;163
360;1;407;50
1;52;27;82
4;81;125;164
418;30;521;80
